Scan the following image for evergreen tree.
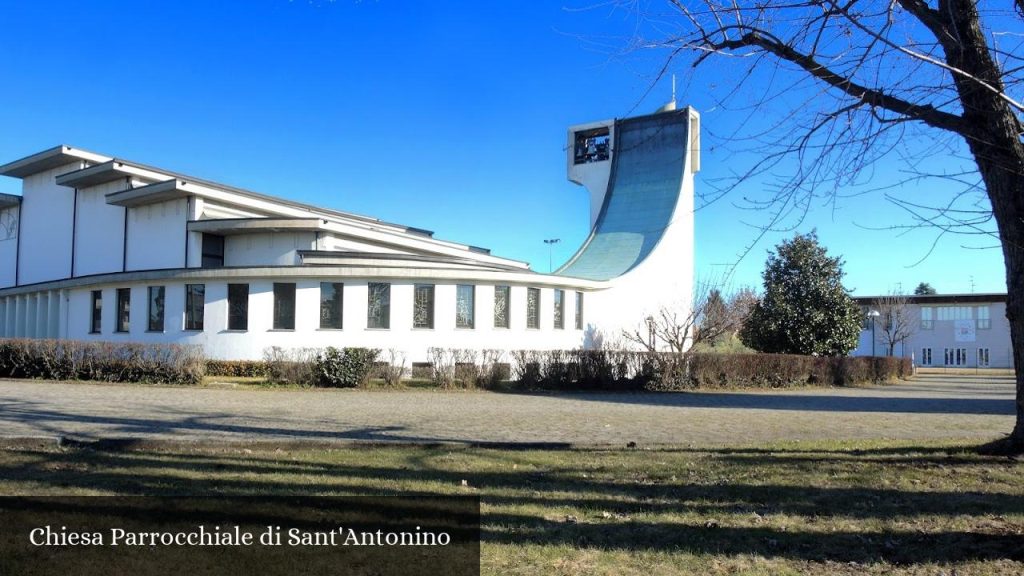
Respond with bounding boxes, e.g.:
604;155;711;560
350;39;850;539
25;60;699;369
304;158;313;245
914;282;937;295
740;232;861;356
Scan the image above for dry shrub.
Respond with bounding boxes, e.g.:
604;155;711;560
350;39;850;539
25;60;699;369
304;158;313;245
0;338;204;385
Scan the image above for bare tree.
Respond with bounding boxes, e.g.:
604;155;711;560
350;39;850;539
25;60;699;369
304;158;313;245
624;1;1024;450
872;293;919;356
624;281;756;352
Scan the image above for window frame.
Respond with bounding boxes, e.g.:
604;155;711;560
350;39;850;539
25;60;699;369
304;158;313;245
319;282;344;330
367;282;391;329
575;291;584;330
526;287;540;330
413;284;435;329
115;288;131;333
201;234;225;268
89;290;102;334
147;286;165;333
493;285;511;329
976;305;991;330
553;289;564;330
456;284;475;329
272;282;296;330
184;284;205;331
227;283;249;331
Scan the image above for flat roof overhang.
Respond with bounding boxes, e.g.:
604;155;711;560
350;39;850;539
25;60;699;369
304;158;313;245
188;217;327;235
0;193;21;210
55;160;167;188
854;293;1008;305
0;145;111;178
105;179;188;207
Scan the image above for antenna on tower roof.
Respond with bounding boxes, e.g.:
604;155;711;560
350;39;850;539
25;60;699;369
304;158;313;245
655;73;678;114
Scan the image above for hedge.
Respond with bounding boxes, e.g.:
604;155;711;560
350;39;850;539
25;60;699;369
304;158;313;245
507;350;911;391
0;338;204;385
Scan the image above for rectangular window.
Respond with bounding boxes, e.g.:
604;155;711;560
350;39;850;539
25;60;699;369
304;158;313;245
456;285;475;329
184;284;205;331
575;291;584;330
553;289;564;329
201;234;225;268
944;347;969;366
920;306;933;330
90;290;102;334
273;283;296;330
227;284;249;331
413;284;435;329
977;306;991;329
493;285;510;329
319;282;344;329
115;288;131;333
526;287;540;329
978;348;990;367
936;306;972;321
147;286;165;332
367;282;390;329
920;348;932;366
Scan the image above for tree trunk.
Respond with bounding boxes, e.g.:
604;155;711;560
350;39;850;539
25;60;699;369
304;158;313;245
937;1;1024;449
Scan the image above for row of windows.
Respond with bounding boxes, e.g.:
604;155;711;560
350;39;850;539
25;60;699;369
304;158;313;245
920;305;991;330
919;347;990;367
89;283;585;333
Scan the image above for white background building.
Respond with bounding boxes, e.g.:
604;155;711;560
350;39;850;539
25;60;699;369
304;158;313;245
853;293;1013;369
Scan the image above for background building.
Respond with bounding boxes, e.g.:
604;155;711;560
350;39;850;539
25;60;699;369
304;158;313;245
853;293;1013;369
0;107;698;361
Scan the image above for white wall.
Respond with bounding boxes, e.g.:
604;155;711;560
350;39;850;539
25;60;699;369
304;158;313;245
0;206;18;288
224;232;315;267
74;180;129;277
126;198;188;270
853;302;1013;368
59;277;587;361
18;164;79;284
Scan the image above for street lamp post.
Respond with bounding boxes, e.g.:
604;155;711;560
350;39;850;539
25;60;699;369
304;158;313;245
543;238;561;273
867;310;881;357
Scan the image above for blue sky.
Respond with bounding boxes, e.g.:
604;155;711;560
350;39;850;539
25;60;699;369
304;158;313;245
0;1;1007;296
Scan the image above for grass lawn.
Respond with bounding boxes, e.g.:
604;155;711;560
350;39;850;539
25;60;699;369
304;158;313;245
2;439;1022;575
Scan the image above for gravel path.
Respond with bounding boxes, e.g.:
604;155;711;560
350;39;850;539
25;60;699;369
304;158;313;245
0;374;1015;446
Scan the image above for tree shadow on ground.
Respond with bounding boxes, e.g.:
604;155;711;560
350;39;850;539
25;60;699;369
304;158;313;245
2;444;1022;565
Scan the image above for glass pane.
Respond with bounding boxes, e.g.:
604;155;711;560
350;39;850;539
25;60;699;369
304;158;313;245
553;289;564;329
456;285;474;329
367;283;390;329
91;291;102;333
116;289;130;332
273;283;296;330
148;287;164;332
185;284;205;330
493;286;510;329
575;292;584;330
228;284;249;331
413;284;434;329
319;282;343;329
527;288;540;329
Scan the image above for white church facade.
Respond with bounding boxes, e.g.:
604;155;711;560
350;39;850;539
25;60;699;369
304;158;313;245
0;107;698;361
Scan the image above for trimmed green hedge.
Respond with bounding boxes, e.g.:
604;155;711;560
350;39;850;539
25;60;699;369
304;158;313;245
508;350;911;391
0;338;204;385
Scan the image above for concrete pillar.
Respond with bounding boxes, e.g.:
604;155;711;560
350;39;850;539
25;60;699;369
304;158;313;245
35;292;47;339
48;290;60;337
15;295;26;338
25;293;38;339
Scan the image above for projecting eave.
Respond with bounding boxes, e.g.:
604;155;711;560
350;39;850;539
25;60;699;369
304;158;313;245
55;160;167;189
188;218;327;235
298;250;527;272
0;145;111;178
0;193;21;209
105;179;186;207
